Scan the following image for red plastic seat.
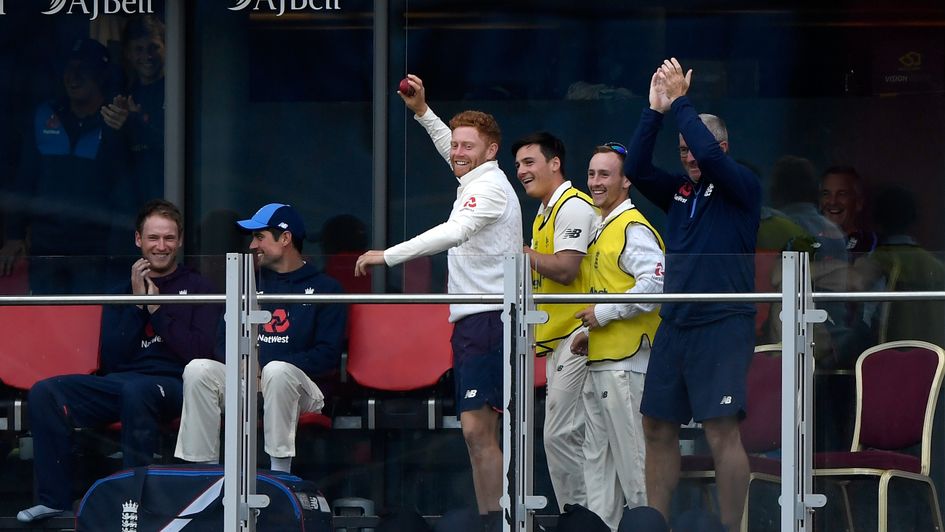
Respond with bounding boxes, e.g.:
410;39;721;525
0;305;102;391
343;304;453;430
346;304;453;392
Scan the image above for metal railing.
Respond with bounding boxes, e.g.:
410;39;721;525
3;252;945;530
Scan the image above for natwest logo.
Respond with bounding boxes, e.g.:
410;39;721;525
229;0;341;16
43;0;154;21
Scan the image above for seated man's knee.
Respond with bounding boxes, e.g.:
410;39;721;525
28;378;56;404
120;378;161;406
182;359;221;386
261;360;293;389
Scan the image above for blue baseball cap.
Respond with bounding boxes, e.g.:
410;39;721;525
236;203;307;239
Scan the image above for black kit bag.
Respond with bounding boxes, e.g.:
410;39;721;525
75;464;332;531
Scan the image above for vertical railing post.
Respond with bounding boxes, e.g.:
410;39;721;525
502;254;547;532
223;253;271;531
780;252;827;531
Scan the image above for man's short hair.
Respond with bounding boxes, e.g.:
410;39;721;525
510;131;567;172
449;110;502;149
263;227;304;253
123;14;165;44
136;199;183;235
698;113;728;143
821;165;863;196
593;143;627;164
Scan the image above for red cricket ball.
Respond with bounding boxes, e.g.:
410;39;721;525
398;78;416;97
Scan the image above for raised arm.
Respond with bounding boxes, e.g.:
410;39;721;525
625;71;683;212
659;58;760;211
400;74;452;166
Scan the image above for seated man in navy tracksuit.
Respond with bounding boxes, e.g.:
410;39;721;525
18;200;221;522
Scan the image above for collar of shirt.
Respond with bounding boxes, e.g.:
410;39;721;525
594;198;635;236
537;180;574;216
455;160;500;187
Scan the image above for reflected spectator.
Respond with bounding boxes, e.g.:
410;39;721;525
0;38;126;294
819;166;878;257
17;200;220;523
769;156;847;264
767;155;875;367
857;186;945;347
101;15;166;243
769;156;867;452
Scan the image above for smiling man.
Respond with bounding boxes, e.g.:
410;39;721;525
175;202;346;476
18;200;221;523
355;74;522;524
819;166;877;255
626;59;761;531
569;142;664;531
101;15;168;239
511;131;597;512
0;38;127;294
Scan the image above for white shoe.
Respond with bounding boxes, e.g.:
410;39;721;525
16;504;67;523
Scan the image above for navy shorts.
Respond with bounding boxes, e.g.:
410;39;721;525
640;314;754;424
451;311;503;415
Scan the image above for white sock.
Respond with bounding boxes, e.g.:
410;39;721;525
270;456;292;473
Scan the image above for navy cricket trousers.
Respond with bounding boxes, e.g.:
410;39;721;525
28;372;183;509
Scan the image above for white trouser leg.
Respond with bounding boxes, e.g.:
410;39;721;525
261;361;324;458
583;370;648;531
543;330;588;511
174;359;226;462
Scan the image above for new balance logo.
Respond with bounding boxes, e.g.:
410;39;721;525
720;395;733;405
464;389;478;399
562;228;582;239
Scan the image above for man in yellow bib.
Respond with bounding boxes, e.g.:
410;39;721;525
570;142;665;531
512;131;598;511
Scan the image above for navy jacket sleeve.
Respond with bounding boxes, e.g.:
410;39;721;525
149;275;221;365
671;96;761;211
625;107;681;212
